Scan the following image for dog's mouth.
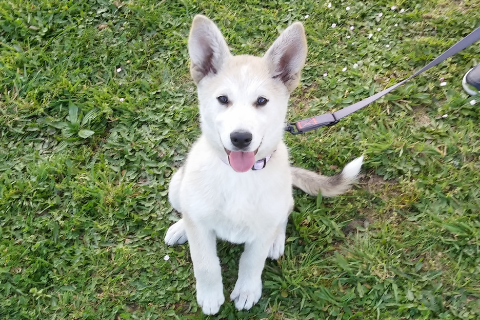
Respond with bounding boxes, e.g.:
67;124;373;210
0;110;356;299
224;148;259;173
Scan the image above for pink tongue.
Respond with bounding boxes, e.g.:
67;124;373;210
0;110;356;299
228;151;255;173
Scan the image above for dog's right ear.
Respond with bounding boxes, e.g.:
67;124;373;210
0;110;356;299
188;15;231;84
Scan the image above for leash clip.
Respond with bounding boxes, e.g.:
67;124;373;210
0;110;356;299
285;123;303;135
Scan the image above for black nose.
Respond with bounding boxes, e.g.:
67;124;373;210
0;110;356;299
230;131;252;149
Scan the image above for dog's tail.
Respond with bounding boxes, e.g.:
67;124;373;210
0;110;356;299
291;156;363;197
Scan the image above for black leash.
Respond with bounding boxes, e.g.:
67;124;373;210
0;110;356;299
286;26;480;135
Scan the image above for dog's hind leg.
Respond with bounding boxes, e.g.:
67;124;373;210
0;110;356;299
168;167;184;212
165;219;188;245
165;167;188;246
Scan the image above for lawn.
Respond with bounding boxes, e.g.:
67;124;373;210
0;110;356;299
1;0;480;319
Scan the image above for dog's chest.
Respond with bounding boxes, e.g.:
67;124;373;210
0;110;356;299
187;166;292;243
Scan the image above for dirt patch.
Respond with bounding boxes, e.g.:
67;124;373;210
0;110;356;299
435;0;476;15
126;303;141;312
359;173;399;196
357;173;415;226
413;107;431;126
342;218;371;235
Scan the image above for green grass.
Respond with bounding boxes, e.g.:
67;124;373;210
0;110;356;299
1;0;480;319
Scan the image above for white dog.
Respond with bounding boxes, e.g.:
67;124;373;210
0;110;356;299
164;15;363;315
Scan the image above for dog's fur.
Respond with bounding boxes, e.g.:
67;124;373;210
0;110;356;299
164;15;363;314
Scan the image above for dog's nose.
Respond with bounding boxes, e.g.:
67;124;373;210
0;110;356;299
230;131;252;149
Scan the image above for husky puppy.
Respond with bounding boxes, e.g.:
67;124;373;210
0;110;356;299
165;15;363;314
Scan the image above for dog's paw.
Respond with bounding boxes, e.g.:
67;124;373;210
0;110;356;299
197;283;225;315
164;219;188;246
268;231;285;260
230;278;262;311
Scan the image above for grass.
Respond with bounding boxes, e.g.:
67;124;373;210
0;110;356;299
1;0;479;319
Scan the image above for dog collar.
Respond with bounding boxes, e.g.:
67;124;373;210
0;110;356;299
221;153;273;171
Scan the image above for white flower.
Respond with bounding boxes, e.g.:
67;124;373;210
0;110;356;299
391;5;397;10
328;2;332;8
346;35;351;39
346;6;350;11
368;33;373;39
350;26;354;30
442;114;448;118
440;82;447;86
470;100;476;105
342;67;347;72
386;44;390;48
164;255;170;261
331;23;337;28
116;67;122;72
353;63;358;69
323;72;328;77
378;13;383;17
119;98;125;102
304;14;309;19
395;23;398;27
377;27;381;31
400;8;405;13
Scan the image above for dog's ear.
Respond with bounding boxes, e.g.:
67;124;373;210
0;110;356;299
188;15;231;84
264;22;307;92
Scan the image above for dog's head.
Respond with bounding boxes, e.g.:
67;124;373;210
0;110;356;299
188;15;307;172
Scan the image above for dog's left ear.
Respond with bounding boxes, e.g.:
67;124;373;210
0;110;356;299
263;22;307;92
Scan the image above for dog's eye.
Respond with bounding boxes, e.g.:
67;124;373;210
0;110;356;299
256;97;269;106
217;95;229;105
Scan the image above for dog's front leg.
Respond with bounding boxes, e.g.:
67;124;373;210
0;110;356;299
230;235;273;310
183;216;224;315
